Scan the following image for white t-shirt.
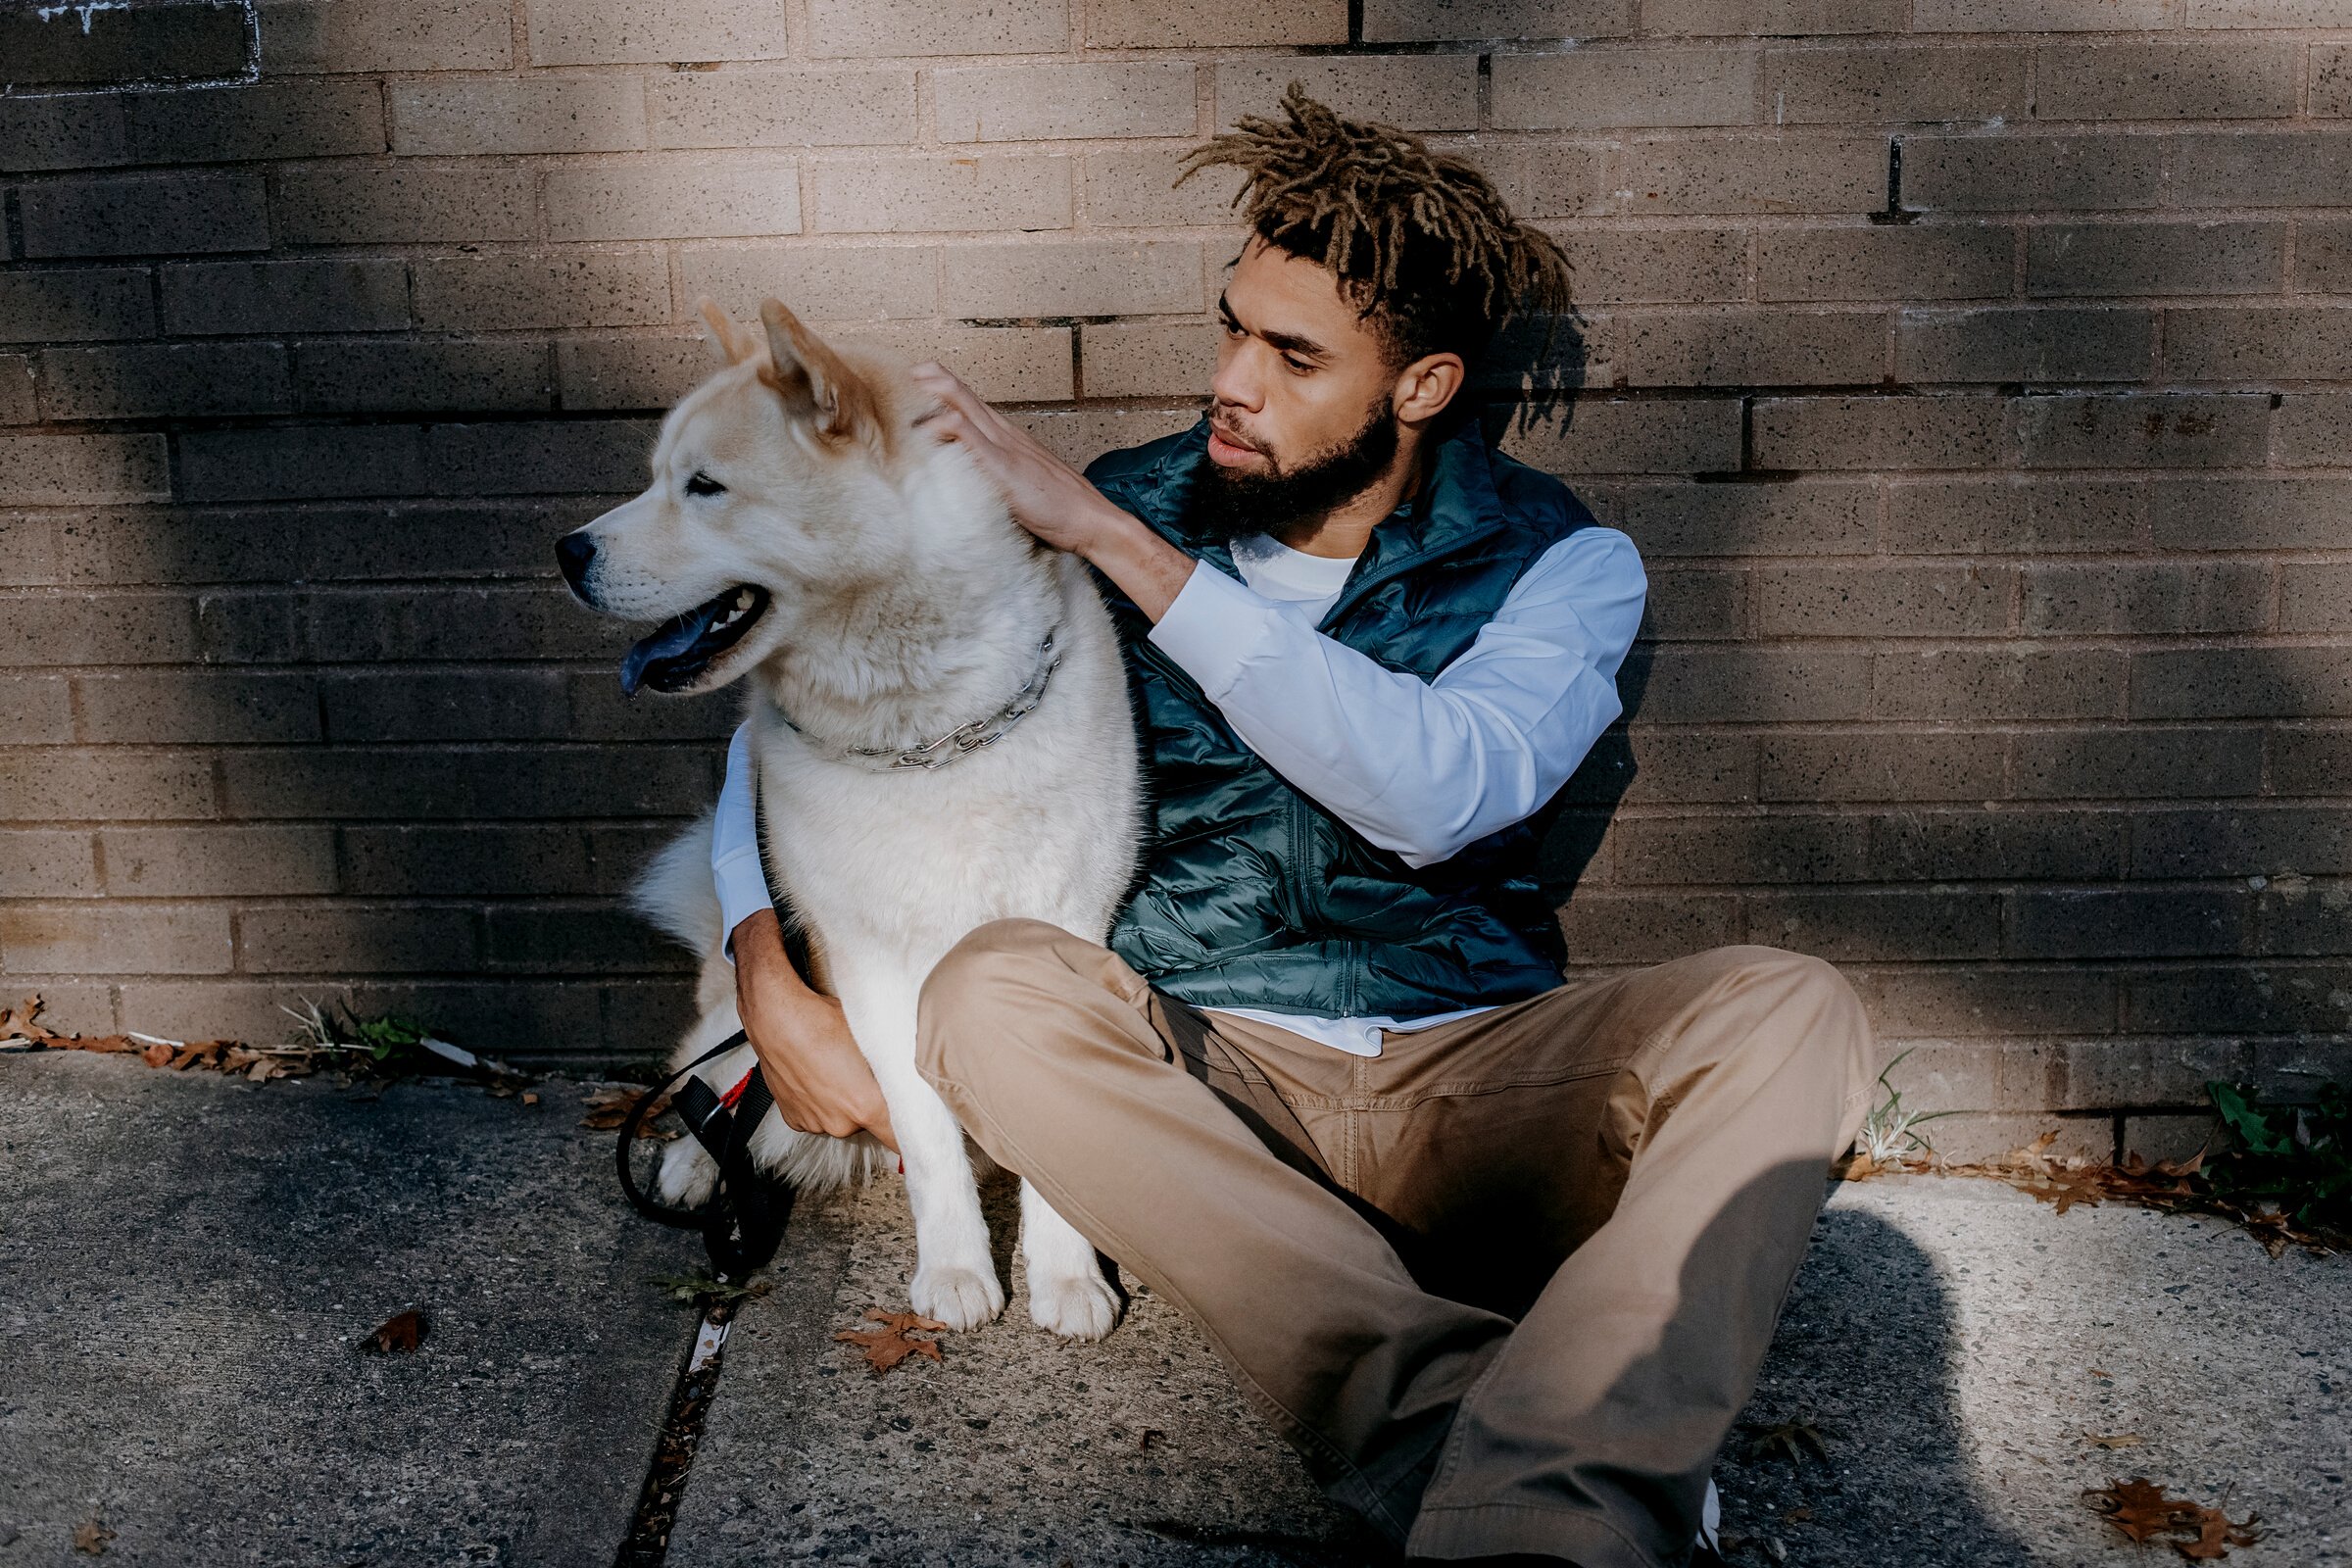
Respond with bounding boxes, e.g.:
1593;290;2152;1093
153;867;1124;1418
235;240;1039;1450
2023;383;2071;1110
711;523;1647;1057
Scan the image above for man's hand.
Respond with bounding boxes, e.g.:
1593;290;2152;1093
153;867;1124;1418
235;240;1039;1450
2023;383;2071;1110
731;907;898;1152
910;363;1196;620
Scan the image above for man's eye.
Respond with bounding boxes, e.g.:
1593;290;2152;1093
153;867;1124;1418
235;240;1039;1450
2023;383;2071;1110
1283;356;1313;373
684;470;726;496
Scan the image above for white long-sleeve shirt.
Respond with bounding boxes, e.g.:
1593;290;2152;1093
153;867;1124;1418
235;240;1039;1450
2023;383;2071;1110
711;523;1646;1056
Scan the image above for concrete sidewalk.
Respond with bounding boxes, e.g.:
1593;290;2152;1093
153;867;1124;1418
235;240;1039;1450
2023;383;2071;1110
3;1050;2344;1567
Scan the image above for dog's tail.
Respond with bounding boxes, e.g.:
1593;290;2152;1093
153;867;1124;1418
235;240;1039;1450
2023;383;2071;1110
630;811;727;958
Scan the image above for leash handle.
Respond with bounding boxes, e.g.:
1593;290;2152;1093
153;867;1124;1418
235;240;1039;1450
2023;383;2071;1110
613;1029;749;1228
612;1028;797;1279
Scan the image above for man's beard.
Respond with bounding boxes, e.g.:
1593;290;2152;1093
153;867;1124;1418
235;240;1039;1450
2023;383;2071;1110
1185;395;1401;545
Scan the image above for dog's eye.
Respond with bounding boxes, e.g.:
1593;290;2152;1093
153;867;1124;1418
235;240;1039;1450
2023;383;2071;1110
684;470;726;497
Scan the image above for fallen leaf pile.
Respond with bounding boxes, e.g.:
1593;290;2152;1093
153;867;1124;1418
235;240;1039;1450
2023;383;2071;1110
1737;1416;1840;1468
363;1309;427;1354
584;1085;673;1131
2083;1477;2263;1560
834;1308;948;1375
1844;1131;2342;1258
72;1517;113;1556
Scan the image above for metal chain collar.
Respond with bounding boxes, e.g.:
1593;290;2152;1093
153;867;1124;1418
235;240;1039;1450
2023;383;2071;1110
781;628;1063;772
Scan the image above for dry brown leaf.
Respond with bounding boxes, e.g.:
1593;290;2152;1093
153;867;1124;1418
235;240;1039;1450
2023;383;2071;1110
139;1041;173;1069
833;1308;948;1375
72;1517;114;1555
364;1308;426;1354
2084;1431;2144;1448
2083;1477;2262;1560
521;1091;540;1106
582;1086;666;1130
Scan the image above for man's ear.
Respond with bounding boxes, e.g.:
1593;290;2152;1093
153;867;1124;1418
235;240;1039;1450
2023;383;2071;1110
756;297;879;444
1393;351;1466;426
696;297;751;367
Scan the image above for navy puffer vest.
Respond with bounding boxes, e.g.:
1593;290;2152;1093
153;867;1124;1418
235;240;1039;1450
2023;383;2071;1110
1086;417;1597;1018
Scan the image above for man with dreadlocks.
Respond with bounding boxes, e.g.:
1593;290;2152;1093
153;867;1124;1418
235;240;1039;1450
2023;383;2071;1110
710;86;1876;1568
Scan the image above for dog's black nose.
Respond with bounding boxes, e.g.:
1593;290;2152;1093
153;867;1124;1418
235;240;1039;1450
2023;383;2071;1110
556;532;597;595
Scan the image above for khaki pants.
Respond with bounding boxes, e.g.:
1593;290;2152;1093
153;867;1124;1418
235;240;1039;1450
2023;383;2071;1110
915;920;1878;1567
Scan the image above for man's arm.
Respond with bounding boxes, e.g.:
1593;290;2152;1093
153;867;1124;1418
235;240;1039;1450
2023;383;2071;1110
710;723;897;1150
1148;527;1645;864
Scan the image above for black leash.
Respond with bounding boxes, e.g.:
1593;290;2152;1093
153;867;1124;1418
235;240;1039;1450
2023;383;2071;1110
614;1030;795;1280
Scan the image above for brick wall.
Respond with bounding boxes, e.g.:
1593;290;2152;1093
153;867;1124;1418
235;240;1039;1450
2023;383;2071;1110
3;0;2347;1154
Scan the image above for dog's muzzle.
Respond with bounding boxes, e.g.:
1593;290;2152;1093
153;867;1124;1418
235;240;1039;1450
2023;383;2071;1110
556;532;597;601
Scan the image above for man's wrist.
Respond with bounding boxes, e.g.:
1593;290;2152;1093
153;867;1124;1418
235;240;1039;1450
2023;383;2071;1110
1077;501;1197;622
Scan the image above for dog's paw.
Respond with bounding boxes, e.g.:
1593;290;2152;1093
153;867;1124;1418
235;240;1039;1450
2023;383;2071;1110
656;1137;718;1208
908;1263;1004;1332
1027;1270;1122;1342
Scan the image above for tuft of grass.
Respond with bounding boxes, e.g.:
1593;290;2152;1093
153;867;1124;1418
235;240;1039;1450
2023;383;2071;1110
1857;1045;1963;1165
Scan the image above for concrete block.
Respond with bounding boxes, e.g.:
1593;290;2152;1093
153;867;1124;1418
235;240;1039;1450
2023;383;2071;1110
1609;133;1884;215
806;0;1066;56
811;155;1070;234
1493;47;1759;129
413;254;672;331
2276;391;2352;466
294;340;556;416
0;434;170;506
833;324;1074;401
1214;56;1481;133
237;905;480;975
2009;890;2249;961
528;0;789;65
271;165;534;245
1905;133;2161;212
0;357;32;424
174;426;430;504
645;67;915;148
2119;1113;2219;1163
1500;396;1743;474
1759;223;2013;302
1745;888;2002;961
1449;138;1613;220
1857;965;2117;1038
545;158;799;242
1766;44;2028;124
1873;648;2129;720
1580;478;1876;556
1610;811;1872;884
2034;41;2298;121
0;1;249;92
0;268;152;345
2132;649;2352;722
1761;729;2007;802
2131;807;2352;880
161;259;409;336
941;240;1202;318
2317;43;2352;118
120;79;385;163
258;0;513;73
219;744;717;820
1642;0;1905;32
677;243;937;321
1914;0;2171;28
1871;808;2128;882
1080;320;1216;398
2021;561;2271;635
1548;227;1747;303
1897;306;2153;383
2013;393;2271;470
390;77;647;157
934;63;1197;142
2030;220;2282;299
1086;0;1343;45
1751;394;2005;470
75;671;320;743
1639;646;1877;722
1081;146;1246;227
339;825;598;898
483;905;689;971
2010;728;2264;800
2169;131;2352;210
1754;563;2011;638
21;173;268;259
0;829;99;899
0;97;129;173
318;669;572;743
2281;562;2352;635
0;905;232;975
1577;307;1887;388
37;343;291;420
423;422;660;498
1367;0;1632;38
1558;892;1740;964
100;826;336;897
1012;406;1200;466
0;674;73;743
0;750;217;821
2187;0;2352;21
2164;307;2352;381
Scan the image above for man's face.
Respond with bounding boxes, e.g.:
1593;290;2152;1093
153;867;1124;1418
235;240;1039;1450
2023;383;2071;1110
1188;237;1410;540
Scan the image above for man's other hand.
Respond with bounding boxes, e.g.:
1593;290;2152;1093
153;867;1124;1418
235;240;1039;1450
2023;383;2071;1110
731;907;898;1152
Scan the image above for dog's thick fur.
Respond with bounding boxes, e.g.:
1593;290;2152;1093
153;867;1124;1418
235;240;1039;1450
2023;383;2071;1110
563;299;1142;1339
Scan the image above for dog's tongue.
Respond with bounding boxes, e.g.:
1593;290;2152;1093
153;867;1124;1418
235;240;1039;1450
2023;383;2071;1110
619;600;727;696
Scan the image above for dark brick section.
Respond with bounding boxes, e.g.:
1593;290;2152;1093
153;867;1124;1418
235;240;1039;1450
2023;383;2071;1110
1;2;253;93
0;11;2344;1102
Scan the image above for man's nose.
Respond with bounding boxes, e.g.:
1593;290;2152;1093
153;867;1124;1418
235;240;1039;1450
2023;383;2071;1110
556;532;596;596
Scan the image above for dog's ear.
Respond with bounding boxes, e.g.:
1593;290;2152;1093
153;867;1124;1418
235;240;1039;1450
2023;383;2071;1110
757;297;880;445
696;297;750;367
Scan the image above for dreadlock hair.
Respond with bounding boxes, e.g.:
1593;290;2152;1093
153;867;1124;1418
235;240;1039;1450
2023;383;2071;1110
1176;82;1574;373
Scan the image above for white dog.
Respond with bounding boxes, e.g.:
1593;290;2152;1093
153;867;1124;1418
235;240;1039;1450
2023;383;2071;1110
560;298;1142;1340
